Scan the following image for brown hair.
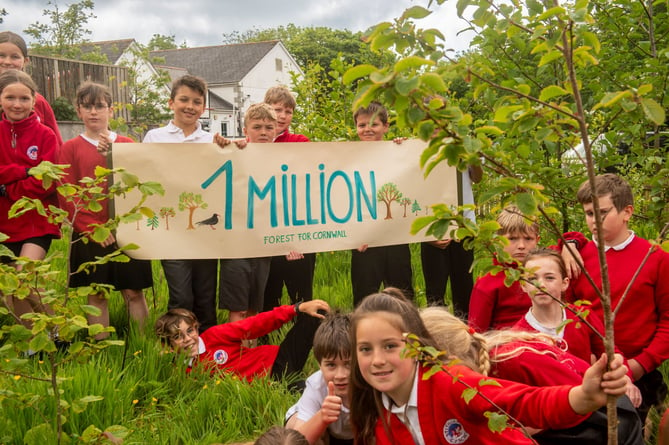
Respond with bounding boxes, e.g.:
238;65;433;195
170;74;207;101
76;82;112;108
244;102;277;126
0;31;29;58
313;311;351;363
524;248;567;280
349;288;436;445
0;69;37;97
420;306;491;375
496;205;539;236
576;173;633;211
353;101;388;125
264;85;297;109
154;308;200;346
254;426;308;445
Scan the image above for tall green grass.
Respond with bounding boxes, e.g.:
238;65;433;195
0;241;434;444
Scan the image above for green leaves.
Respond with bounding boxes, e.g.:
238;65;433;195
393;56;434;73
640;98;666;125
401;5;432;20
539;85;569;102
343;64;378;85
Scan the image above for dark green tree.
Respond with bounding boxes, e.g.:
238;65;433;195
23;0;101;61
222;24;395;69
147;33;178;51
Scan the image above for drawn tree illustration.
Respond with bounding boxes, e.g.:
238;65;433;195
159;206;176;230
411;199;421;216
377;182;403;220
400;197;412;217
178;192;208;230
146;215;159;230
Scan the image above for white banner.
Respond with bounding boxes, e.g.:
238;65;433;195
111;140;459;259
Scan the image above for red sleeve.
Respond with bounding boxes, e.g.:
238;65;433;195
635;249;669;372
34;94;63;146
56;140;96;233
443;366;588;430
0;164;28;185
5;129;58;201
206;305;296;344
468;274;497;332
558;231;589;250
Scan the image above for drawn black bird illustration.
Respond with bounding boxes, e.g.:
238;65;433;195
196;213;219;230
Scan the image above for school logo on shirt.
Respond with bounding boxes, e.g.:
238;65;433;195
27;146;39;160
443;419;469;444
213;349;228;365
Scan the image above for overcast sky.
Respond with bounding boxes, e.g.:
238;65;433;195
2;0;474;53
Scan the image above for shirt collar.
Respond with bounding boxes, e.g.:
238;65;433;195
166;120;205;138
80;131;118;147
524;308;567;338
593;231;635;251
381;368;419;411
381;368;423;445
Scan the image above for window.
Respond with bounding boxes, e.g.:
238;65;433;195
275;58;283;72
220;122;228;137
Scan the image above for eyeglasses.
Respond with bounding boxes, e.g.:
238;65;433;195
79;103;110;111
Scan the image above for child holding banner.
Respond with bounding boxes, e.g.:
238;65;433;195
219;103;276;328
143;75;243;333
262;86;316;314
350;102;414;306
58;82;153;339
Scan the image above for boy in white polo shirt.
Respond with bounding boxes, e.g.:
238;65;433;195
144;74;243;333
285;312;353;445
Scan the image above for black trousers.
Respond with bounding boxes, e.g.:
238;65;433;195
351;244;414;306
263;253;316;312
633;369;669;422
270;312;321;379
162;259;218;333
420;240;474;318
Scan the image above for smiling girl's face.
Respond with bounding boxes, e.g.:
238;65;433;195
0;81;34;122
522;256;569;306
355;312;416;406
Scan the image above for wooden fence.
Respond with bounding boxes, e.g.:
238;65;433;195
26;55;131;121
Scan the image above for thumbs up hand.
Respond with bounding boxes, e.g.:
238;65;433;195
319;381;343;425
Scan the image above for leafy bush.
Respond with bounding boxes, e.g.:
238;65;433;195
51;96;78;121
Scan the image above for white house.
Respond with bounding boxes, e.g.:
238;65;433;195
84;39;303;137
82;38;171;105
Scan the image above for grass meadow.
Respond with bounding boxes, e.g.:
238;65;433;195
0;240;429;444
1;227;666;444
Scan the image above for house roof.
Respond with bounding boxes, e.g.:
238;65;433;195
82;39;136;64
149;41;282;84
208;91;233;111
154;65;189;84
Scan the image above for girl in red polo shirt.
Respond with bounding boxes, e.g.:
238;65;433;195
349;289;629;445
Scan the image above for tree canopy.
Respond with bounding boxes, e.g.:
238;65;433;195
24;0;100;61
222;24;395;69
